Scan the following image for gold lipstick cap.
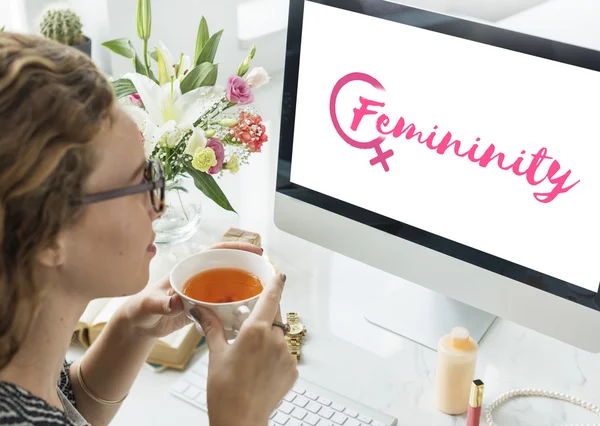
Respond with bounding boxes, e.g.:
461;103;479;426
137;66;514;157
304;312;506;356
469;379;484;407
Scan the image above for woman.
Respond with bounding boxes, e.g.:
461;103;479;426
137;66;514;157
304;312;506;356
0;32;298;426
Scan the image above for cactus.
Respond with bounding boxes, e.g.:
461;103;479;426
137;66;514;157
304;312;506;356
39;8;85;46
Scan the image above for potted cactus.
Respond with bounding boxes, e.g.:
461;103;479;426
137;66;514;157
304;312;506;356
39;6;91;57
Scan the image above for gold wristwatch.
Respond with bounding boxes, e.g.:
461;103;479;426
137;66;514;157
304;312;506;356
285;312;306;360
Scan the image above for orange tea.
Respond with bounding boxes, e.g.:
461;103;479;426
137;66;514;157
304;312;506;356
182;267;263;303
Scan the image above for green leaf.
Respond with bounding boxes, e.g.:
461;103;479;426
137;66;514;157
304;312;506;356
103;38;156;82
182;160;236;213
102;38;135;59
112;78;137;99
150;50;158;61
195;29;223;66
194;17;210;65
180;63;218;93
133;54;147;75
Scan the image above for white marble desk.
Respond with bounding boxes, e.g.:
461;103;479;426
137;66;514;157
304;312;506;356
67;207;600;426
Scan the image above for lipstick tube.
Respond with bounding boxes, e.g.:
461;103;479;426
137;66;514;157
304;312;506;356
467;379;484;426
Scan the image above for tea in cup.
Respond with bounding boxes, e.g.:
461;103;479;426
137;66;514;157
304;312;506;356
170;248;276;337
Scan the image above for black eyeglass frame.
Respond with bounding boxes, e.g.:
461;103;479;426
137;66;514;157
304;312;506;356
70;159;165;213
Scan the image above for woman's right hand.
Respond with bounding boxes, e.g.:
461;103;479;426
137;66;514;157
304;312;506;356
191;273;298;426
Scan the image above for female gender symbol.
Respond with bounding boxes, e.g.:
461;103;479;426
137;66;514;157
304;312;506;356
329;72;393;171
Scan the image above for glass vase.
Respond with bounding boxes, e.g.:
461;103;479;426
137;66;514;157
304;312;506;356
153;177;203;245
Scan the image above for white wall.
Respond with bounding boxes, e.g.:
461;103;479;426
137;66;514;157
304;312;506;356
385;0;550;21
495;0;600;52
68;0;112;74
0;0;27;31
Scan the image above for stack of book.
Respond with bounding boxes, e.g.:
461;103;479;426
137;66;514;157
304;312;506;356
73;297;203;370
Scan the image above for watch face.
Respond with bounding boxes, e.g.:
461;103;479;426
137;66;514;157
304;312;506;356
288;323;305;335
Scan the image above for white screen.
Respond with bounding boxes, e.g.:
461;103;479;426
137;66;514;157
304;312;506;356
290;2;600;292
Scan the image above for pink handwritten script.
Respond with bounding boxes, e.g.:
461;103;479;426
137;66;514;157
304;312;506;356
329;72;580;203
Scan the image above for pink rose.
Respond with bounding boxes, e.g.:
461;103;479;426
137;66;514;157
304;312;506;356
128;93;144;108
226;76;254;105
206;138;225;174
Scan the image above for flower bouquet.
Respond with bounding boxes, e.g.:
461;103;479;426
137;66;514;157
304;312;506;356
101;0;269;242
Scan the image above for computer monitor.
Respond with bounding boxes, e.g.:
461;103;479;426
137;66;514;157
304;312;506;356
274;0;600;352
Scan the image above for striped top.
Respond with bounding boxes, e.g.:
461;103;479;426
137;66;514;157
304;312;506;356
0;360;83;426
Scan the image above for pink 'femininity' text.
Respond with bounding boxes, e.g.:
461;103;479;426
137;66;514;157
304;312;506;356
329;72;580;204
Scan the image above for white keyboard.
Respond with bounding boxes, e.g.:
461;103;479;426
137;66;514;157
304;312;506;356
170;352;398;426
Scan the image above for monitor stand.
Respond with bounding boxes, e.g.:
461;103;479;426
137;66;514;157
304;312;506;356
364;280;497;351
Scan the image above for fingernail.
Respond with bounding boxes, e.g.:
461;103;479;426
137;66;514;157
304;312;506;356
168;295;174;311
260;247;264;254
280;273;287;283
189;308;201;321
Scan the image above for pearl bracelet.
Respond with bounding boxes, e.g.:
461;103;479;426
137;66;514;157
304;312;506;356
485;389;600;426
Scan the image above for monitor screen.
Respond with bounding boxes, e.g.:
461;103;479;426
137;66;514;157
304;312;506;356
277;0;600;308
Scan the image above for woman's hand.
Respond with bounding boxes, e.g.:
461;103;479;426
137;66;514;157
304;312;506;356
118;241;264;339
192;273;298;426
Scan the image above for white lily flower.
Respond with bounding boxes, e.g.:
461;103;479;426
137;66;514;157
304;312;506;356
121;104;157;156
156;41;176;83
122;72;222;154
185;127;207;155
176;54;192;79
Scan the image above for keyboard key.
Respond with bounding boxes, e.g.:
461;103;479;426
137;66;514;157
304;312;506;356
279;402;295;414
345;419;361;426
183;386;201;399
318;397;332;406
283;392;297;403
287;419;303;426
194;391;207;405
344;409;358;418
293;387;306;395
331;412;348;425
358;414;372;423
291;407;307;420
172;381;189;393
318;407;334;419
270;411;277;419
273;412;290;424
306;401;322;413
306;391;319;400
317;420;334;426
332;403;345;412
293;396;309;408
304;413;320;425
372;422;386;426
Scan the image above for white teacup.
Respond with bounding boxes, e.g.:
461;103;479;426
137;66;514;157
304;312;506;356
170;248;276;338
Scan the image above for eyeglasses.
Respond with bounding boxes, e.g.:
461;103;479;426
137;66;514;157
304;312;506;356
71;159;165;213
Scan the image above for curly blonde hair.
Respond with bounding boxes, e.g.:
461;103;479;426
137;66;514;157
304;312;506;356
0;32;115;369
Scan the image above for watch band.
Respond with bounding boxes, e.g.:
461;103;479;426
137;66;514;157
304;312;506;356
287;337;302;360
285;312;303;360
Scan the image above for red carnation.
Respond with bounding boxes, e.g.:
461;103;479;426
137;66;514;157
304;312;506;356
232;112;268;153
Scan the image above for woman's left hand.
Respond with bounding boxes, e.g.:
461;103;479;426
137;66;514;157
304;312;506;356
118;241;264;339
